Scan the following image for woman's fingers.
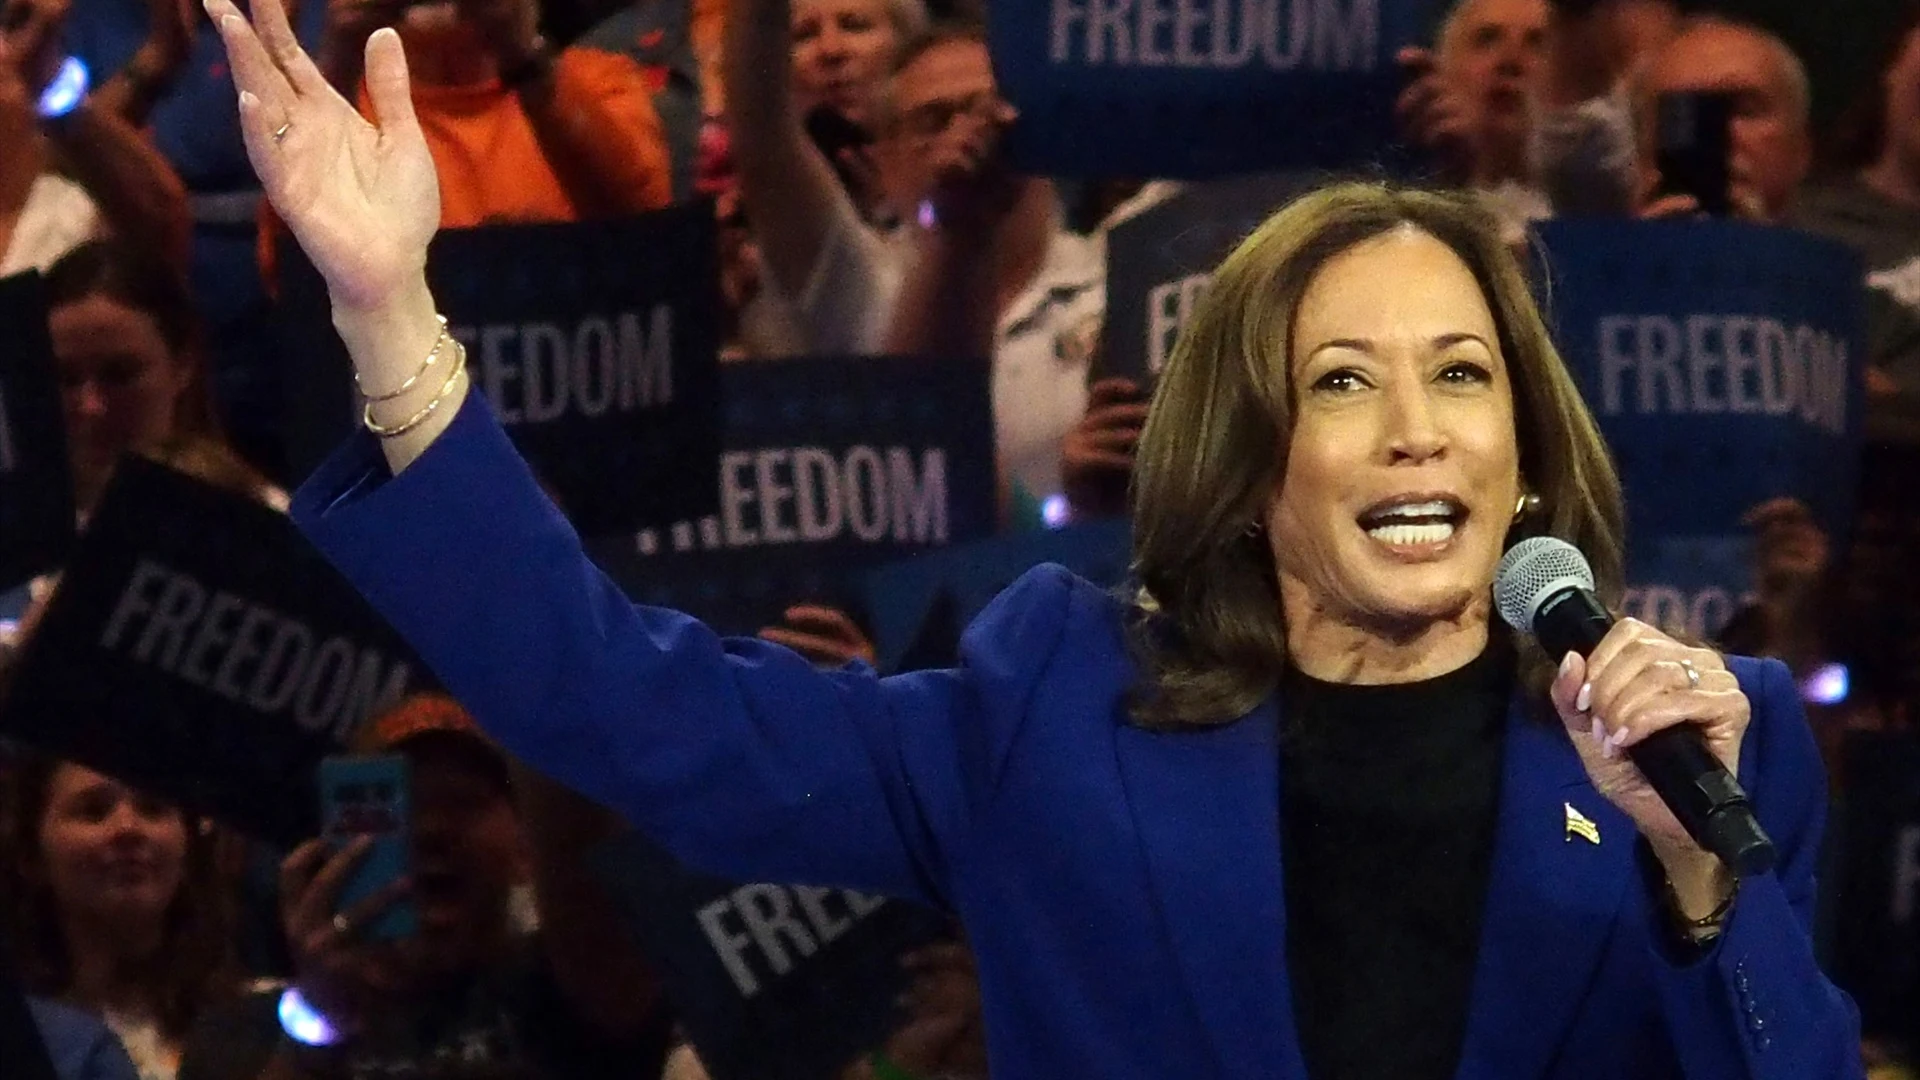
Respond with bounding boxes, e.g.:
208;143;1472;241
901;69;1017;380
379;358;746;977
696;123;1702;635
248;0;330;96
363;26;418;141
1080;422;1141;451
209;1;295;111
332;876;413;939
1083;402;1149;431
289;836;373;935
279;838;331;907
232;90;292;188
1602;688;1747;758
1548;650;1587;724
1086;377;1143;407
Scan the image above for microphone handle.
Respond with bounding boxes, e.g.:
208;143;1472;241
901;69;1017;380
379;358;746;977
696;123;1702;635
1534;589;1778;877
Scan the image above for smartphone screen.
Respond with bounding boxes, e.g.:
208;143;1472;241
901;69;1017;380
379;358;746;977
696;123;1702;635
1655;91;1734;217
317;754;416;940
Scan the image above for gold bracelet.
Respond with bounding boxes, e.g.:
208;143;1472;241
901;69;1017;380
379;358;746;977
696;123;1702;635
363;337;467;438
1669;873;1738;939
356;315;452;403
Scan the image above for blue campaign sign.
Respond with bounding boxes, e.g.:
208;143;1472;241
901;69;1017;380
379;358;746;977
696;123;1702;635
1101;172;1320;383
280;206;724;535
589;830;950;1080
0;273;76;592
1533;220;1867;638
992;0;1436;178
863;520;1133;672
588;356;1000;637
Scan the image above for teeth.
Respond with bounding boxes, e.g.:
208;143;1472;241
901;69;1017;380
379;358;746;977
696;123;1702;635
1367;522;1455;546
1375;500;1455;520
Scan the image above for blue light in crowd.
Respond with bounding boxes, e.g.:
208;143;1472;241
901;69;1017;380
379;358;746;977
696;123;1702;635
1041;494;1071;530
277;988;340;1047
36;56;89;119
1802;663;1849;706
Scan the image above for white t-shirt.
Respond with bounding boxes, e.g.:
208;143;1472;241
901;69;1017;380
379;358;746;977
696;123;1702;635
774;195;1107;503
2;174;103;277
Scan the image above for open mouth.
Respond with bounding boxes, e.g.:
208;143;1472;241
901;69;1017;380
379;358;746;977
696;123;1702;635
1357;495;1467;547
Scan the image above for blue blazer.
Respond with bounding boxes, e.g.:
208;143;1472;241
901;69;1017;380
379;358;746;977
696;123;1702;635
293;394;1863;1079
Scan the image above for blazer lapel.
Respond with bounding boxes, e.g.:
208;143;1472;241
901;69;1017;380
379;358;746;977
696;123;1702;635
1115;698;1305;1080
1453;698;1637;1078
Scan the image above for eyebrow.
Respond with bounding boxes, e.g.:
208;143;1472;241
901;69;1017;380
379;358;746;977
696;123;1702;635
1307;332;1493;359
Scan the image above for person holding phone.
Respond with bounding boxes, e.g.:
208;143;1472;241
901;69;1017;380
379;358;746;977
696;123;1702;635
1635;15;1812;222
175;693;671;1080
0;0;193;274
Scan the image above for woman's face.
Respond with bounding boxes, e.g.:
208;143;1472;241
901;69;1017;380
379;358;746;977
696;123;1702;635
48;294;190;505
37;764;190;932
791;0;902;126
1267;227;1521;637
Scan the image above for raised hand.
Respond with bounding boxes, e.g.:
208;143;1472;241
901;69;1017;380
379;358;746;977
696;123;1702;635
1394;47;1479;186
1548;620;1749;920
207;0;437;311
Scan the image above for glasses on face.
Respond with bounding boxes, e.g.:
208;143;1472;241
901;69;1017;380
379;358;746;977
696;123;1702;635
895;90;1003;140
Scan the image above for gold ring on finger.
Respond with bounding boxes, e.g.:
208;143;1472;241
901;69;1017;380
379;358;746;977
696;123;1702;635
273;121;293;144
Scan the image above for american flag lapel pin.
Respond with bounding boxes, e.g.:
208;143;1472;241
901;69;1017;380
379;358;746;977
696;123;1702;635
1565;802;1601;845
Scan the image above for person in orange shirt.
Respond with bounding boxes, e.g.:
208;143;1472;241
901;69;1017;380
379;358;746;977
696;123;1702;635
317;0;670;227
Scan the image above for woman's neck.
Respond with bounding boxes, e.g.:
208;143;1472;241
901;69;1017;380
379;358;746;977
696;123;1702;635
1281;581;1493;685
60;913;166;1018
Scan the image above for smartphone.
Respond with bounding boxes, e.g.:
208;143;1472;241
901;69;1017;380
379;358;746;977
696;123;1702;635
317;754;416;941
1655;91;1734;216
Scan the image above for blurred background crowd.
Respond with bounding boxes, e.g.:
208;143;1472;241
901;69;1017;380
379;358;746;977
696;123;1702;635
0;0;1918;1076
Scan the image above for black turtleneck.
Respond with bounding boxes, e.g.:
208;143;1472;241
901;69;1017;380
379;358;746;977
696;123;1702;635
1280;643;1513;1080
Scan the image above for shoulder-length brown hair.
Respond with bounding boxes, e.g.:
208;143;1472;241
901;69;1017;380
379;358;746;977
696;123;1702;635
1126;182;1625;730
0;753;239;1041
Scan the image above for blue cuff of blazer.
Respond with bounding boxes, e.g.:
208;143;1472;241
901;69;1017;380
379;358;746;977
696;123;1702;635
1650;871;1863;1080
288;388;587;728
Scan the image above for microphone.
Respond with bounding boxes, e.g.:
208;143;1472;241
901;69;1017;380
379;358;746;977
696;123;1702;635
1494;537;1777;877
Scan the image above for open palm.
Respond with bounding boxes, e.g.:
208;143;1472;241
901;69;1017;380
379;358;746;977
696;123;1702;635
207;0;438;309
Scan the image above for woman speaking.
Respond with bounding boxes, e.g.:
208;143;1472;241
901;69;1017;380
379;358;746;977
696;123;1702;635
207;0;1861;1074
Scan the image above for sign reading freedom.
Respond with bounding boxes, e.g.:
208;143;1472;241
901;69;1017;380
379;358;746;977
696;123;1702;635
994;0;1435;177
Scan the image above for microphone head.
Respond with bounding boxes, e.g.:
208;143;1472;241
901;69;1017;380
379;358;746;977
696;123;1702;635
1495;537;1597;635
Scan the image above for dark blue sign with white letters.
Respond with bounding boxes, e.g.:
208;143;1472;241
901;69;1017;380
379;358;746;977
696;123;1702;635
992;0;1435;177
588;356;999;637
864;521;1133;672
0;458;427;845
281;206;723;535
1101;172;1320;383
0;273;76;592
1534;220;1867;637
590;830;949;1080
1833;731;1920;1043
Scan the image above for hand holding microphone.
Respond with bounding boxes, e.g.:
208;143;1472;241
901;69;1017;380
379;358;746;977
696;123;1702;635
1497;539;1775;892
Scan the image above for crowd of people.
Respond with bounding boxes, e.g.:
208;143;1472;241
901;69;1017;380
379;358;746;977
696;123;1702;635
0;0;1917;1076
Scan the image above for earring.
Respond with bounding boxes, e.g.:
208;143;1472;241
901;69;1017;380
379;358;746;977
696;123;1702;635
1513;492;1542;523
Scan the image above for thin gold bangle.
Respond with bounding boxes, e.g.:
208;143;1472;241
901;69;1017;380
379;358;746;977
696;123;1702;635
363;338;467;438
356;315;451;403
